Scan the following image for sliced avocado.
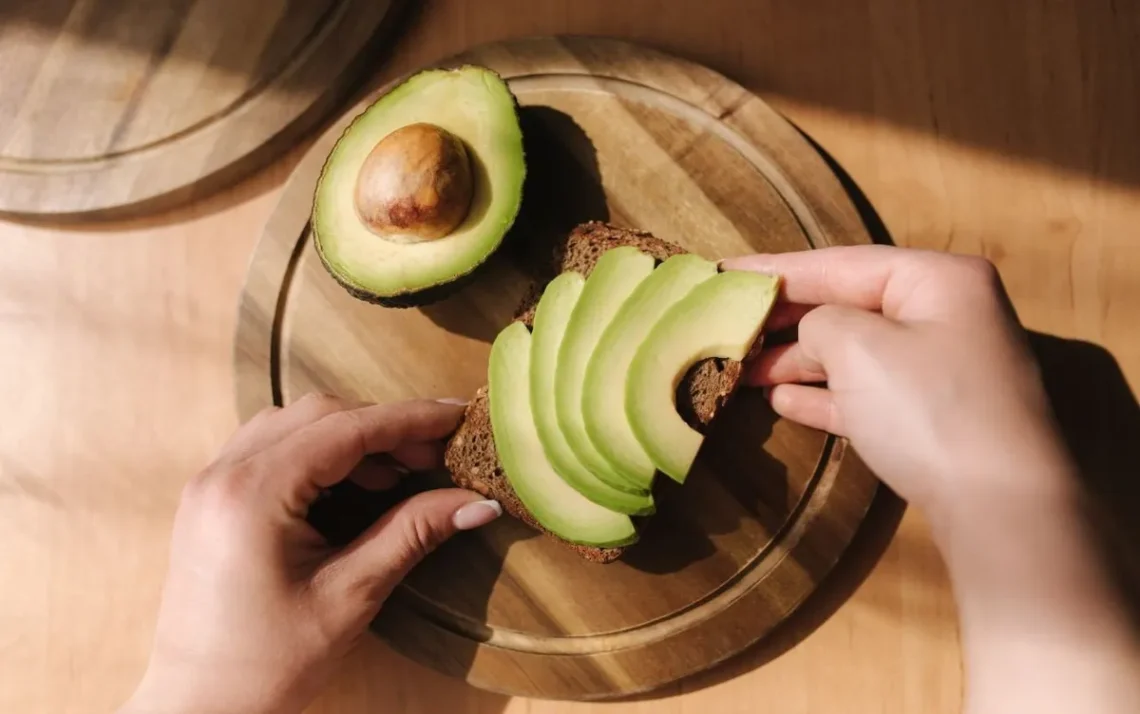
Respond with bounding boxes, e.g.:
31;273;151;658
627;271;780;483
582;254;718;490
556;247;656;491
489;322;638;548
313;66;525;306
531;273;656;515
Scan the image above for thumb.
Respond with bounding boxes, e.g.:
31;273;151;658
316;489;501;628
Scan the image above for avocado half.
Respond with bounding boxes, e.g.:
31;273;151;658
312;66;525;307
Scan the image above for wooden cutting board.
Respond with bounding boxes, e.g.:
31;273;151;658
0;0;402;217
234;36;881;700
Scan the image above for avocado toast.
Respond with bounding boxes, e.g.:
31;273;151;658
444;222;778;563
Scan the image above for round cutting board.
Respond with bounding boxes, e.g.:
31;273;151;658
234;36;880;700
0;0;402;216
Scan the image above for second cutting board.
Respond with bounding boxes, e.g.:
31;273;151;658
0;0;403;216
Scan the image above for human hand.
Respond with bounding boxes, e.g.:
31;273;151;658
724;245;1072;528
119;395;500;714
726;246;1140;713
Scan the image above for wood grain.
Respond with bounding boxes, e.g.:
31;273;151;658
0;0;401;216
3;1;1140;713
234;37;880;699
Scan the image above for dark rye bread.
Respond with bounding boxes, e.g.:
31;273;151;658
444;222;745;563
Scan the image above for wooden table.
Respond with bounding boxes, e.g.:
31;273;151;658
2;2;1137;712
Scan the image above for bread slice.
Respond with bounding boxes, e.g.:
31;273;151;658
443;222;745;563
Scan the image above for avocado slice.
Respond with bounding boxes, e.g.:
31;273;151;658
627;271;780;483
489;322;639;548
531;273;656;515
556;247;657;491
582;254;718;490
312;66;525;306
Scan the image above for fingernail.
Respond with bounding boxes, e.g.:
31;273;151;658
718;256;748;269
453;500;502;530
436;397;469;406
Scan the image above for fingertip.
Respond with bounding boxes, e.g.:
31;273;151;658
452;499;502;530
767;383;842;435
744;350;781;387
744;342;825;387
435;397;470;406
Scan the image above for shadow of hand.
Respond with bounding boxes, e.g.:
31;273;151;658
1030;332;1140;616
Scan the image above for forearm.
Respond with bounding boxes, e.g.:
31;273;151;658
117;662;307;714
935;462;1140;714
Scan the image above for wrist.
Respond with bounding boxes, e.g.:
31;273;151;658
120;664;302;714
933;465;1140;713
925;428;1079;550
932;453;1136;646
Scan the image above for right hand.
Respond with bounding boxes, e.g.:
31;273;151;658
725;246;1140;714
724;245;1073;527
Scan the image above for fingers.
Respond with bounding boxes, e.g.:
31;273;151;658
745;342;826;386
752;304;894;385
217;393;364;464
261;400;466;507
722;245;933;318
314;489;501;628
748;305;895;435
768;384;844;435
764;301;815;333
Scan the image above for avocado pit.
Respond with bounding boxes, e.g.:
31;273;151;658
354;122;473;241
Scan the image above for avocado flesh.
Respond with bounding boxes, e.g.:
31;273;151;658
489;322;638;547
312;66;524;302
531;273;656;515
556;247;656;492
627;271;780;483
583;255;718;490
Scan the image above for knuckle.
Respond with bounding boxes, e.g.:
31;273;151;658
187;464;256;512
294;392;348;417
180;470;211;502
932;254;1002;292
798;305;881;363
825;395;844;435
955;255;1000;283
798;304;855;340
796;304;832;334
326;408;370;455
396;509;446;563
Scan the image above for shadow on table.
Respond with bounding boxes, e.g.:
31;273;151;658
623;388;787;576
1029;332;1140;618
622;486;906;702
420;104;610;343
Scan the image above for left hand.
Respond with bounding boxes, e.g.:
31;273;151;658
119;395;500;714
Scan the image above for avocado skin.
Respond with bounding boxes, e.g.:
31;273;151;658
312;65;526;308
314;232;484;308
